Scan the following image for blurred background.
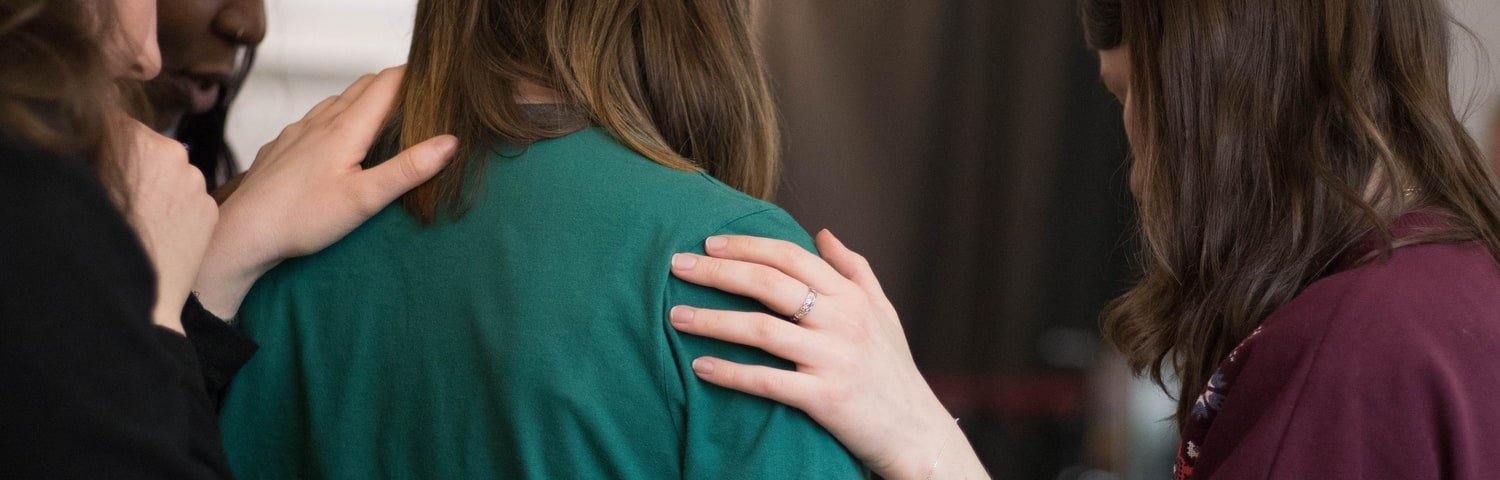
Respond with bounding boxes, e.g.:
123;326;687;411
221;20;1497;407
226;1;1500;479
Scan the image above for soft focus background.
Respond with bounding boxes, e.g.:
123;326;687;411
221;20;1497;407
227;1;1500;479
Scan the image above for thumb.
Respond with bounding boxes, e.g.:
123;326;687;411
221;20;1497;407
356;135;459;211
814;229;891;303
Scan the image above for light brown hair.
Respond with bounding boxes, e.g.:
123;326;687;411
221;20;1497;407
1083;0;1500;426
389;0;780;223
0;0;131;196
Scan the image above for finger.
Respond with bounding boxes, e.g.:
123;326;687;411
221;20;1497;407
689;357;819;409
302;95;341;121
671;254;812;317
670;306;826;363
703;235;852;295
332;66;406;134
815;229;890;303
353;134;459;213
316;71;380;122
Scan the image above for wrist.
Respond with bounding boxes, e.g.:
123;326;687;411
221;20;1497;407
193;206;282;318
152;301;186;335
881;398;964;480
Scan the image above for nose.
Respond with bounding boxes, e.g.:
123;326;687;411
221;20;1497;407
213;0;267;46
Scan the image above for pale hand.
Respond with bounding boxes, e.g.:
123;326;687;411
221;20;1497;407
669;231;990;479
121;120;220;334
193;66;458;317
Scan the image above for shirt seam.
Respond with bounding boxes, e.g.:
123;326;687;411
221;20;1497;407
653;205;784;478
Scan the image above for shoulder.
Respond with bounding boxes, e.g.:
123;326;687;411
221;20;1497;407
1202;242;1500;479
1253;240;1500;380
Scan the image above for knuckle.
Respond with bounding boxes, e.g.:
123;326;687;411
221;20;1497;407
346;182;381;216
817;382;849;406
397;155;424;183
749;371;781;397
726;235;753;251
751;317;781;343
774;243;802;266
850;251;870;265
755;267;781;290
699;257;725;279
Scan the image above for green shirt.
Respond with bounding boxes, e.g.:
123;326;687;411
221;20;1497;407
219;128;865;479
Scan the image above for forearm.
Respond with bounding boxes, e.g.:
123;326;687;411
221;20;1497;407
876;403;991;480
913;424;989;480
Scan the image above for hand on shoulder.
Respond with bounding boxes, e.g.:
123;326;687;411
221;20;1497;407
669;230;990;479
193;66;458;318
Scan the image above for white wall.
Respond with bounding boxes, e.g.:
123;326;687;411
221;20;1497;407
225;0;417;164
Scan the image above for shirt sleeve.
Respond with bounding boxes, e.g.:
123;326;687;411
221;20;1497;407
662;208;868;479
181;294;258;410
0;142;237;479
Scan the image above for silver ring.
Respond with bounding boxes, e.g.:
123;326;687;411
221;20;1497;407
792;288;818;323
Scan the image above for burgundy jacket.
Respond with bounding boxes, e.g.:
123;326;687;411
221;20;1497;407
1177;214;1500;480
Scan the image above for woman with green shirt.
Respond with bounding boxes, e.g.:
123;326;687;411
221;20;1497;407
218;1;863;478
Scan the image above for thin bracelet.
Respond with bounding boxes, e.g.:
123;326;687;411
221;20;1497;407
925;417;961;480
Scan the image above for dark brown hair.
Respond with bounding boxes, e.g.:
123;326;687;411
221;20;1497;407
391;0;780;223
0;0;130;196
1083;0;1500;426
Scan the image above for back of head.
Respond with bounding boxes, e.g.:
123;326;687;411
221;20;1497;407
392;0;780;223
1083;0;1500;426
0;0;123;178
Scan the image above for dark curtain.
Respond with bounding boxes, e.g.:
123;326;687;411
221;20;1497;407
758;2;1135;478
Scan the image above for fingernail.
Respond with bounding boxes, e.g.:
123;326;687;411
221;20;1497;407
705;236;728;251
435;135;459;154
670;306;695;325
692;358;715;376
671;253;697;270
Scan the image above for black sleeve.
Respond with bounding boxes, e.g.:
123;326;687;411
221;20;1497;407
181;294;258;410
0;140;237;479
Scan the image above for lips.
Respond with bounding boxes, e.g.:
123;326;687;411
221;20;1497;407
173;71;230;114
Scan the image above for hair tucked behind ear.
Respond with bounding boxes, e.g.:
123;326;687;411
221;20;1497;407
1082;0;1500;427
390;0;780;223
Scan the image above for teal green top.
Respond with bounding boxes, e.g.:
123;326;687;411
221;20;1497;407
219;128;864;479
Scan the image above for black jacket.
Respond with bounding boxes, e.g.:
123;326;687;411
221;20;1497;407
1;136;257;479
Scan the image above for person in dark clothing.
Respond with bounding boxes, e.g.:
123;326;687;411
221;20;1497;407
0;0;457;476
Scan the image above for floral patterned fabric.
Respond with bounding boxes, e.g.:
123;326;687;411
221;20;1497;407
1173;327;1261;480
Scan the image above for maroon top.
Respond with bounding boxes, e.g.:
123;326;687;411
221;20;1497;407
1175;213;1500;480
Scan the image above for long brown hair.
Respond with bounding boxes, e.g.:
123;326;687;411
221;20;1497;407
390;0;780;223
0;0;130;195
1083;0;1500;426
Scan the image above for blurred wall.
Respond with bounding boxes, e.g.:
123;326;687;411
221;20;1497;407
756;2;1132;478
225;0;415;163
1450;0;1500;154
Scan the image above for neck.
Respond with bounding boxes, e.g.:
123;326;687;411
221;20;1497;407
515;80;563;105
